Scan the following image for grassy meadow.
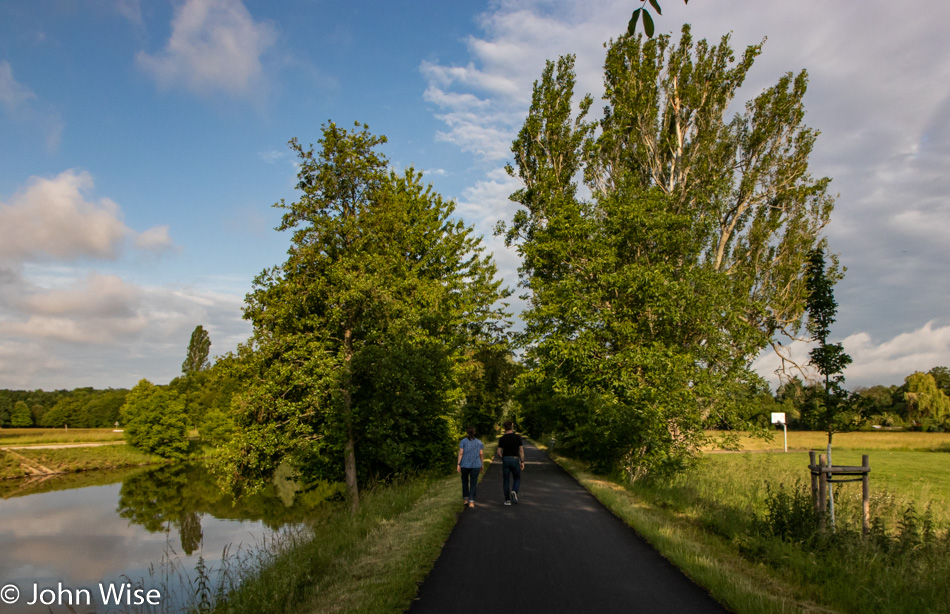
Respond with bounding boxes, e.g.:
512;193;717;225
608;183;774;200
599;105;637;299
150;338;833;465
0;427;125;446
549;431;950;614
706;429;950;452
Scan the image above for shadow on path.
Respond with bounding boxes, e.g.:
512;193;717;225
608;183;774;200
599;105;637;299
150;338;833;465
410;442;729;613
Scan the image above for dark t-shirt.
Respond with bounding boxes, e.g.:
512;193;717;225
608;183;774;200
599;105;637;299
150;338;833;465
498;432;523;457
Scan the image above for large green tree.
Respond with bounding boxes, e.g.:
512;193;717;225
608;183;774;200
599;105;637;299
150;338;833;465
216;122;507;509
502;26;835;478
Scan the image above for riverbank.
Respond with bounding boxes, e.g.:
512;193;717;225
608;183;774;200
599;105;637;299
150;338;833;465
204;444;497;613
0;444;161;479
201;471;464;614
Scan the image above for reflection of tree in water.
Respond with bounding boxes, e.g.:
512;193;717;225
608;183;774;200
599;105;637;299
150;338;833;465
179;510;203;555
117;464;344;554
117;464;206;554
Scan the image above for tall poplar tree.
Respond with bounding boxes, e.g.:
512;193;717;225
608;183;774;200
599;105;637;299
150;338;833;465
503;26;837;478
217;122;507;509
182;325;212;375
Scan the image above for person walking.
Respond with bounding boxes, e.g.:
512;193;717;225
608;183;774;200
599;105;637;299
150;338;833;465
457;426;484;508
496;420;524;506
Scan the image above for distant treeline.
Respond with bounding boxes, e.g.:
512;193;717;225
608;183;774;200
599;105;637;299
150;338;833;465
0;388;127;428
0;366;237;430
757;365;950;432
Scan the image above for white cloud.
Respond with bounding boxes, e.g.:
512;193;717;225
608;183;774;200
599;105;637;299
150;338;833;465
0;268;250;388
753;321;950;390
0;61;36;112
0;170;174;264
137;0;277;97
425;0;950;390
114;0;144;26
0;60;63;150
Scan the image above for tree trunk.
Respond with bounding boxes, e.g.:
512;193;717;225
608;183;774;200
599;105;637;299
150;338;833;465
343;327;360;512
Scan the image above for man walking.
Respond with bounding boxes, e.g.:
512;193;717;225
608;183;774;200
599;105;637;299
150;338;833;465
496;420;524;506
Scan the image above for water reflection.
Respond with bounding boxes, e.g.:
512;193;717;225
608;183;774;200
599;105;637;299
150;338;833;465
0;463;340;613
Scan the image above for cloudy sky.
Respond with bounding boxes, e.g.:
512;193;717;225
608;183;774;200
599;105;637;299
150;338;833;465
1;0;948;391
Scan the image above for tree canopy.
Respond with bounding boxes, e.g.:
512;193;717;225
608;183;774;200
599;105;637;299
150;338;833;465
502;25;836;478
215;122;508;508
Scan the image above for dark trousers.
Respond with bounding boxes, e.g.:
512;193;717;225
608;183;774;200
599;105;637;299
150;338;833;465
461;466;480;500
502;456;521;500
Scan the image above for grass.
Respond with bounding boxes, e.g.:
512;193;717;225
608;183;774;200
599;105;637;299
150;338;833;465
706;429;950;452
1;444;161;479
0;427;125;446
0;465;149;499
192;444;498;614
544;432;950;614
700;451;950;526
0;450;27;480
192;470;466;614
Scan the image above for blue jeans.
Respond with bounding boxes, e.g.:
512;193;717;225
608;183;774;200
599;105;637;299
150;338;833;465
502;456;521;501
461;467;480;501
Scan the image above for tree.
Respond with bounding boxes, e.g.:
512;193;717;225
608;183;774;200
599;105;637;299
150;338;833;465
216;122;508;509
10;401;33;427
805;247;853;443
121;379;190;460
501;26;836;479
928;366;950;397
903;372;950;427
182;325;212;375
458;343;521;440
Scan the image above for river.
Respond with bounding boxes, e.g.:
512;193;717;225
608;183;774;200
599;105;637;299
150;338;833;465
0;463;334;613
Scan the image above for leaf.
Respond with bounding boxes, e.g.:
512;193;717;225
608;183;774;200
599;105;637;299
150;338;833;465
648;0;662;15
627;8;641;37
643;9;655;37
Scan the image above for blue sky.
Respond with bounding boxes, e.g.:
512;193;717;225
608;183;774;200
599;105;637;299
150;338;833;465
2;0;949;391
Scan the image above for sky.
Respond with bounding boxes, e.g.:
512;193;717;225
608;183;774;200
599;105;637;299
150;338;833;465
1;0;949;392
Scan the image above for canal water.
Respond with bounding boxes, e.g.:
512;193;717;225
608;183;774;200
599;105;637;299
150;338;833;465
0;463;336;613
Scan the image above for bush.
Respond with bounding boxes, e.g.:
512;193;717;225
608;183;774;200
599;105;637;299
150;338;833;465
121;379;189;460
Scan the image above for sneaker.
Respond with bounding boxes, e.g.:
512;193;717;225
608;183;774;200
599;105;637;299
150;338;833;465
511;491;519;504
468;501;475;508
504;500;512;506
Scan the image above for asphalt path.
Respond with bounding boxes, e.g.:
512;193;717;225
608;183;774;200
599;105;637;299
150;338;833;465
409;442;729;614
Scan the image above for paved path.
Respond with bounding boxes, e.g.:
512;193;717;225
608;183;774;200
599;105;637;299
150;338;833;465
410;442;729;614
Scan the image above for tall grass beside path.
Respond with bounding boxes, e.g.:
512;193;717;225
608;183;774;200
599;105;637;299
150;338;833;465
202;444;494;613
201;470;468;614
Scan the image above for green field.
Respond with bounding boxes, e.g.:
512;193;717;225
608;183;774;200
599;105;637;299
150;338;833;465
0;427;125;446
550;432;950;614
706;429;950;452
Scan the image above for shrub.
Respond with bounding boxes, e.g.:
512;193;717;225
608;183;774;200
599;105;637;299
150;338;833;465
121;379;189;460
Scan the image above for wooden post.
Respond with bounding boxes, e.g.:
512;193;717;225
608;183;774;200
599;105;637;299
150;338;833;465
862;454;870;537
818;454;827;528
809;451;819;513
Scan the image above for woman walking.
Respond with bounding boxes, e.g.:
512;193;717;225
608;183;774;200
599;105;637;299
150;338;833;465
457;426;484;508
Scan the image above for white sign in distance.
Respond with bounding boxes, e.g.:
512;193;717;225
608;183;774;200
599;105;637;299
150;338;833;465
771;412;786;425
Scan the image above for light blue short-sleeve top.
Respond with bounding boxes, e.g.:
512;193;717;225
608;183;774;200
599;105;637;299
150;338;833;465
459;438;484;469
